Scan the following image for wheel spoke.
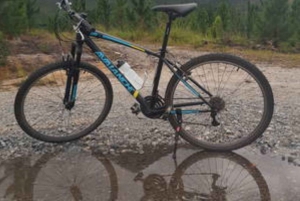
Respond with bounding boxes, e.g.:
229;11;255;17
16;64;112;142
166;54;273;150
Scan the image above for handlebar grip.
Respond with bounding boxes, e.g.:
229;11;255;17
81;19;95;34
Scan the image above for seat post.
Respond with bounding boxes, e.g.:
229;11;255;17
151;14;174;98
160;13;174;56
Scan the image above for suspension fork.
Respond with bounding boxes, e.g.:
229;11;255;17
63;34;83;110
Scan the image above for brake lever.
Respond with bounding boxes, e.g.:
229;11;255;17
73;20;85;40
56;0;72;11
56;2;62;10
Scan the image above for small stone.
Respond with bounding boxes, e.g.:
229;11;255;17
292;159;300;166
260;146;268;155
0;141;6;147
288;156;295;163
152;141;158;146
110;144;119;149
291;152;298;156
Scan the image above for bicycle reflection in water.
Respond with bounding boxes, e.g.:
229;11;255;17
134;151;270;201
0;150;270;201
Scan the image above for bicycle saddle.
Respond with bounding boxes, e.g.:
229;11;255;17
152;3;197;18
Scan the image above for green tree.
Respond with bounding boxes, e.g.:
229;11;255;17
188;7;210;36
0;0;28;37
73;0;86;11
246;1;259;39
112;0;128;30
229;7;245;36
129;0;154;29
197;8;210;35
216;0;231;32
211;15;223;40
96;0;112;30
25;0;40;30
256;0;290;45
0;31;9;66
289;0;300;46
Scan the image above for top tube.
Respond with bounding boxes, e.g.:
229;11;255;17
89;31;155;55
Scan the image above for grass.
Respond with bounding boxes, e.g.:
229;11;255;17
202;46;300;67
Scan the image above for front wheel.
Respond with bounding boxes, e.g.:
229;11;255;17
14;62;113;142
165;54;274;151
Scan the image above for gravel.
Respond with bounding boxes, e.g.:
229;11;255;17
0;47;300;164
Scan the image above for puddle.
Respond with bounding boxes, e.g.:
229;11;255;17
0;147;299;201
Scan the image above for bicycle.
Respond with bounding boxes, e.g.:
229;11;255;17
14;0;274;151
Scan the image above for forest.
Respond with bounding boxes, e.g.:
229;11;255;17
0;0;300;66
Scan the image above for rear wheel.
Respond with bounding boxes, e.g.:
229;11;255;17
165;54;274;151
14;62;113;142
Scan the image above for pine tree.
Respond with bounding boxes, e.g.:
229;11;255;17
289;0;300;43
0;0;28;37
129;0;153;29
257;0;290;45
246;1;259;39
73;0;86;12
113;0;127;30
25;0;40;30
194;8;210;35
216;0;231;32
96;0;112;30
211;15;223;40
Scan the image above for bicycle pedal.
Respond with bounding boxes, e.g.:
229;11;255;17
131;103;141;115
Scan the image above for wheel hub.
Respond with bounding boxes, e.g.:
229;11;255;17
209;96;225;112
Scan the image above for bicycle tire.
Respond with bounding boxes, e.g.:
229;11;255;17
165;53;274;151
32;151;118;201
169;151;271;201
14;62;113;142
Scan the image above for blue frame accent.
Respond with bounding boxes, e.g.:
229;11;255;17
177;76;201;97
71;84;77;101
94;51;136;94
170;110;201;115
90;31;146;52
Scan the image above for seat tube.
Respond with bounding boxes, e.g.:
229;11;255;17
151;15;173;97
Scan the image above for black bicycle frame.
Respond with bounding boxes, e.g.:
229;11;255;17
69;17;212;116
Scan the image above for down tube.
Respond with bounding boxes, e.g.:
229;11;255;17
85;37;143;100
97;51;144;98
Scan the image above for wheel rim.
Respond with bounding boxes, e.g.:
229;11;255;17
169;60;268;148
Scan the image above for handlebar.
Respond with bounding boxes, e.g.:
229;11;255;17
57;0;95;34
